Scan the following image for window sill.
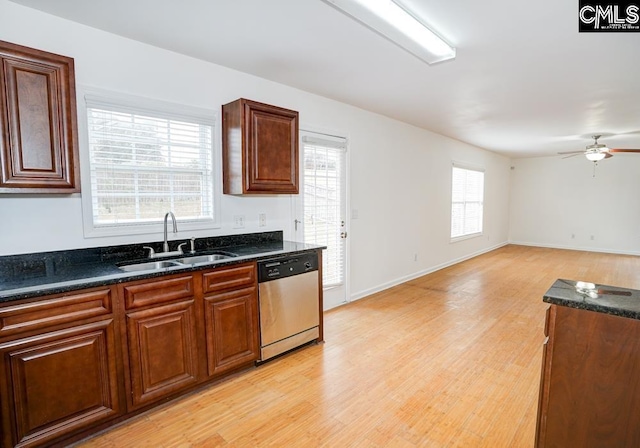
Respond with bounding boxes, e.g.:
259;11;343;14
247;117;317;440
83;219;221;239
450;232;483;244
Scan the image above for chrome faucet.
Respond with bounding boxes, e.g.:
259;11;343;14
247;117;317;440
164;211;178;253
143;212;187;259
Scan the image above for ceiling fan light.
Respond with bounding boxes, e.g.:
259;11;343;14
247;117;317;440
585;151;605;161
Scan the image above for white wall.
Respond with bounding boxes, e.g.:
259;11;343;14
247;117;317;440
0;1;511;304
509;155;640;255
348;123;511;299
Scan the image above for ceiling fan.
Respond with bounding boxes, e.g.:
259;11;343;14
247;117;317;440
558;135;640;161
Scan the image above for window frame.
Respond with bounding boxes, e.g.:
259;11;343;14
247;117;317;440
450;162;485;243
78;87;221;238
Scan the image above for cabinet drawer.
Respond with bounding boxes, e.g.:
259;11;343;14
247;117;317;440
202;263;256;294
123;275;194;310
0;288;112;339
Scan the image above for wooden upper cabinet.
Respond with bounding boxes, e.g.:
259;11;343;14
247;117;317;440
222;98;299;194
0;40;80;193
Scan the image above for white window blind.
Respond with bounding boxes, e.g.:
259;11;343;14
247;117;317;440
302;134;346;288
451;165;484;239
85;94;215;228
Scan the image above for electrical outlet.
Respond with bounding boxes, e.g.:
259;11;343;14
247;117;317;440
233;215;245;229
414;253;418;262
590;235;595;241
571;234;575;239
259;213;266;227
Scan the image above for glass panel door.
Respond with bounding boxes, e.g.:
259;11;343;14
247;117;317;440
294;131;347;309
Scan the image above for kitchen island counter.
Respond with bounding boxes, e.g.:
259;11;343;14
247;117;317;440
543;278;640;320
537;279;640;447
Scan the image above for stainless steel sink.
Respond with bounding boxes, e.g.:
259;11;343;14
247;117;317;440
118;260;183;272
176;254;234;265
118;252;237;272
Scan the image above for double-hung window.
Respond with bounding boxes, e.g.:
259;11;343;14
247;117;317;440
82;91;218;237
451;164;484;240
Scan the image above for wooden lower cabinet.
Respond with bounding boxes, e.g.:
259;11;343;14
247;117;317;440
202;262;260;376
536;304;640;447
0;260;267;446
204;286;259;376
0;319;120;448
121;275;199;411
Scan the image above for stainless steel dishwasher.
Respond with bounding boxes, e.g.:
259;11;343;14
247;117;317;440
258;252;320;361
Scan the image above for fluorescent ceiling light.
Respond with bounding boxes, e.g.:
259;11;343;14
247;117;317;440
323;0;456;64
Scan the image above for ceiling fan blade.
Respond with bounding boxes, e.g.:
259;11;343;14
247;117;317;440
604;152;613;159
561;153;582;159
608;148;640;153
557;150;584;155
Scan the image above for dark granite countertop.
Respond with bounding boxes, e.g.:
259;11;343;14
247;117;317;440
544;279;640;320
0;231;325;303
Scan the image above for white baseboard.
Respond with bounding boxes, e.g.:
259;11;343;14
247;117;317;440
508;240;640;257
349;241;509;303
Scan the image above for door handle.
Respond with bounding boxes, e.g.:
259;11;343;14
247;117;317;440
341;231;348;239
294;219;301;231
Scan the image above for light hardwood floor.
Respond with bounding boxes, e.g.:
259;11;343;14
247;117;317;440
76;245;640;447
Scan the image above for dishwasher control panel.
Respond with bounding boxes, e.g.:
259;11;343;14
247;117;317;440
258;252;319;282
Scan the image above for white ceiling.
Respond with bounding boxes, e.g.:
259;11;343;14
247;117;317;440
9;0;640;157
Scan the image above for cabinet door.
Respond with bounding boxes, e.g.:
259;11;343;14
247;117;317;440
536;305;640;447
222;98;299;194
245;101;298;193
125;300;199;410
0;40;79;193
0;320;120;448
204;286;259;376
